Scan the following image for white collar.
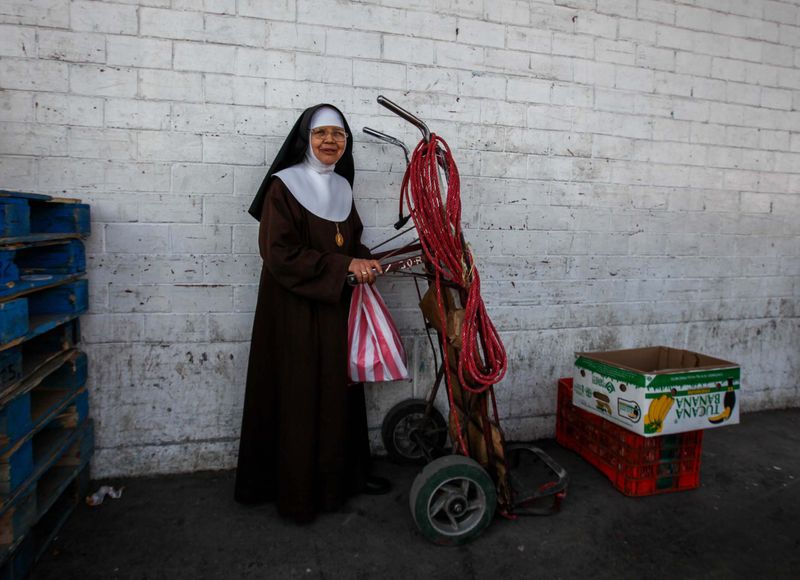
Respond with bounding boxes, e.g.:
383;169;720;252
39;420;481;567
273;148;353;222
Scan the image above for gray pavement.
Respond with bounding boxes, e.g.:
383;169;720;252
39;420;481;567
32;408;800;580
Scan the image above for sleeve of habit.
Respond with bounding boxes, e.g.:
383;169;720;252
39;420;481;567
259;181;351;304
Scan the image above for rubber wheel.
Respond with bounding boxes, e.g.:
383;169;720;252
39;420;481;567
409;455;496;546
381;399;447;464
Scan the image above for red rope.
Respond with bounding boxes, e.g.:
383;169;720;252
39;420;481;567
401;135;508;400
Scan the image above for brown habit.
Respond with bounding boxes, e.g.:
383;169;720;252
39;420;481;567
235;177;372;522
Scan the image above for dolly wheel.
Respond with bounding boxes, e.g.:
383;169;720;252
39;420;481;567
381;399;447;464
409;455;496;546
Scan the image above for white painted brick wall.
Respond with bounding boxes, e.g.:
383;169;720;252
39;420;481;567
0;0;798;478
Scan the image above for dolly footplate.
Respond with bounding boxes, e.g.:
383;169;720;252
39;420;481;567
506;444;569;516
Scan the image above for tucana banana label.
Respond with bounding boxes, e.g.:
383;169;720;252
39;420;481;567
573;347;740;437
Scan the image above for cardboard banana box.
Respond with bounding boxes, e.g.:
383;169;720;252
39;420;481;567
573;346;740;437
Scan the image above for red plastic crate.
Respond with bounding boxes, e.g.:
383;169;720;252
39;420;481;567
556;377;703;496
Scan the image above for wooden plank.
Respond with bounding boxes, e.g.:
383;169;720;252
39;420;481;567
0;322;79;402
29;202;90;238
0;274;85;306
0;464;90;578
0;193;89;242
0;485;35;548
0;442;31;498
0;398;30;452
0;239;86;304
0;193;50;203
0;313;84;354
0;351;81;412
0;391;89;506
0;351;85;452
0;302;26;347
32;464;88;559
14;240;85;276
0;233;84;246
0;239;82;252
0;281;88;354
0;425;92;575
41;197;81;204
0;201;29;243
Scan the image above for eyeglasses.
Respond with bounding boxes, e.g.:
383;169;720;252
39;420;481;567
310;128;348;143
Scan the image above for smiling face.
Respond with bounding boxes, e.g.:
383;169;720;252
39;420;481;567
310;125;347;165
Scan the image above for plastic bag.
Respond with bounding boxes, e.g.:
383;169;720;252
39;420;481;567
86;485;125;506
348;283;409;382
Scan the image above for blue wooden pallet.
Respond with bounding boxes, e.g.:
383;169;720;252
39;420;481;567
0;420;93;575
1;464;90;580
0;281;88;352
0;191;90;579
0;192;90;243
0;320;80;404
0;239;85;302
0;389;89;500
0;352;86;457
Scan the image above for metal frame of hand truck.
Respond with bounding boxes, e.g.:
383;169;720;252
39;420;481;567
353;96;568;546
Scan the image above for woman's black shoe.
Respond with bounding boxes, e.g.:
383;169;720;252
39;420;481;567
364;476;391;495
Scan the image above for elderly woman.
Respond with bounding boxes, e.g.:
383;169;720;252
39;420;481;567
235;104;389;524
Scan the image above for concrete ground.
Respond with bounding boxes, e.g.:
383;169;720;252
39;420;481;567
32;408;800;580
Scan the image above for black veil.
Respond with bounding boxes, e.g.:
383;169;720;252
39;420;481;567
247;103;355;221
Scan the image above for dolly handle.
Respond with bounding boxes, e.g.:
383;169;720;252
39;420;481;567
377;95;431;143
346;268;379;286
362;127;410;165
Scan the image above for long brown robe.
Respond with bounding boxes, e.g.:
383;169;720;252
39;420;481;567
235;177;372;523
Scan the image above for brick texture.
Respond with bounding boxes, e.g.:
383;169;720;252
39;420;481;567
0;0;798;478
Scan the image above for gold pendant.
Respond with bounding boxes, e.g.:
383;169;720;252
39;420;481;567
335;223;344;247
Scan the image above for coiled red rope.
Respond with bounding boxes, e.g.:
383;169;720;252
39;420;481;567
400;134;507;395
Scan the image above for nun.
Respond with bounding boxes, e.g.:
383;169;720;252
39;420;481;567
235;104;390;524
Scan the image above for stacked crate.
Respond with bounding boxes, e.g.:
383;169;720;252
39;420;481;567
0;191;92;579
556;378;703;496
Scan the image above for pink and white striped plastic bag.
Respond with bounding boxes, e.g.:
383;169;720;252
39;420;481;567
347;283;409;383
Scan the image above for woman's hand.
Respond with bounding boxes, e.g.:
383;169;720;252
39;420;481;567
348;258;383;285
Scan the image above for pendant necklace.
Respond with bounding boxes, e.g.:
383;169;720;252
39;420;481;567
335;223;344;247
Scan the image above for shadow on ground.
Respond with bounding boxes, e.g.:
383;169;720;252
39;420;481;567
32;408;800;580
